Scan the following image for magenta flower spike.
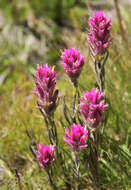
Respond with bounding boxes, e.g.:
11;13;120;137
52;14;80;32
36;144;55;169
61;48;84;85
34;64;58;116
80;88;108;128
88;11;112;56
64;124;88;152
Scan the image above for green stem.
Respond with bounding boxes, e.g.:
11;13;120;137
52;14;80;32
73;152;80;190
72;83;78;123
48;116;59;157
89;131;99;189
95;52;108;92
91;52;109;189
37;103;53;145
46;169;57;190
74;152;79;179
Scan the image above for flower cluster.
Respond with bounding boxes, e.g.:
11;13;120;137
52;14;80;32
60;48;84;85
80;88;108;128
88;11;112;56
64;124;88;152
36;144;55;169
34;64;58;116
33;11;110;172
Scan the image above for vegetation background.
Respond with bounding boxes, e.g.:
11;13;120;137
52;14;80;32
0;0;131;189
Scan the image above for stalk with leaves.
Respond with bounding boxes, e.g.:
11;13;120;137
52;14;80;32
86;11;112;187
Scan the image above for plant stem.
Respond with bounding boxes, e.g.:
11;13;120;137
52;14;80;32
45;117;54;145
46;169;57;190
94;52;108;93
91;52;109;188
97;61;104;92
74;152;79;179
59;151;72;190
48;117;59;157
49;117;58;145
37;103;58;147
72;83;78;123
89;131;99;189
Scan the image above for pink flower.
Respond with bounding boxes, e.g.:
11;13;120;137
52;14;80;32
80;88;108;128
61;48;84;85
87;11;112;56
64;124;88;152
36;144;55;169
34;64;58;116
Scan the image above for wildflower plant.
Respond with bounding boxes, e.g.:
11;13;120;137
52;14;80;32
88;11;112;92
27;10;112;190
33;64;59;152
61;48;85;122
86;11;111;187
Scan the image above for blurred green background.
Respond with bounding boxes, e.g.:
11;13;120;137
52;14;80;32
0;0;131;189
